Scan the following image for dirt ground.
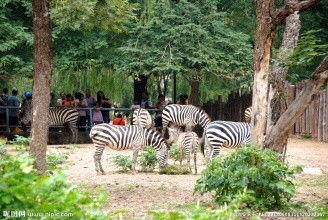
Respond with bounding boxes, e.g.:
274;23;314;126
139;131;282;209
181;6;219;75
47;138;328;217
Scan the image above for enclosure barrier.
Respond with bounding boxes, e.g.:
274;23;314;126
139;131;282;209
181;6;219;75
0;107;159;132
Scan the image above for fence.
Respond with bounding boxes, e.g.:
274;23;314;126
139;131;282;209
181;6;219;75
0;107;158;132
203;84;328;142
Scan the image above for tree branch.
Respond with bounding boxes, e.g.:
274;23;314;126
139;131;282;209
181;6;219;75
273;0;318;25
264;56;328;150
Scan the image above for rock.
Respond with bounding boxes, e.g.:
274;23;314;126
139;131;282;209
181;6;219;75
302;167;323;175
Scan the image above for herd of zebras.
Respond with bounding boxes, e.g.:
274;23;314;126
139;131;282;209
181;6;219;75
91;104;253;175
22;103;253;175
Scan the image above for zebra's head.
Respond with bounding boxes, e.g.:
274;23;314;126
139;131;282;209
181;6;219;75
145;128;168;168
166;126;181;146
157;141;168;168
197;109;211;129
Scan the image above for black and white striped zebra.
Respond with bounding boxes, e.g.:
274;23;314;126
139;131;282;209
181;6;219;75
21;105;79;143
202;121;250;162
244;107;252;123
132;108;152;128
90;124;168;175
162;104;211;134
167;127;199;174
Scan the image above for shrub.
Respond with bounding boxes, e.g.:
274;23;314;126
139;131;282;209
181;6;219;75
169;144;184;163
139;147;157;172
195;146;302;211
10;135;30;146
0;152;108;219
47;152;69;169
113;155;132;172
159;164;191;175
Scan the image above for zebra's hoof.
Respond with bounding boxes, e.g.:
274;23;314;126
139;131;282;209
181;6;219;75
97;171;106;175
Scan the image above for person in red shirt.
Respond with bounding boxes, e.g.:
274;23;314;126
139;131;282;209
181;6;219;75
112;113;125;126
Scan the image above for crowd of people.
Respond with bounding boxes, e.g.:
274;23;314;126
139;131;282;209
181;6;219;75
0;87;189;131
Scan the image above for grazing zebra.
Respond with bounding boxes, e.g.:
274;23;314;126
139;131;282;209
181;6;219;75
244;107;252;123
167;127;199;174
90;124;168;175
162;104;211;134
21;105;79;143
132;108;152;128
202;121;250;162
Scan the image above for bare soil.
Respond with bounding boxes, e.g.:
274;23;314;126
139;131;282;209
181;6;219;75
47;138;327;218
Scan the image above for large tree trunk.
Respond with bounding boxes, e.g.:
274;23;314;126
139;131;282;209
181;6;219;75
251;0;317;146
266;1;301;154
250;0;275;145
189;77;200;106
264;56;328;151
29;0;52;174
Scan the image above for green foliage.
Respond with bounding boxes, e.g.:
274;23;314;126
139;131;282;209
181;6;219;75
10;135;30;146
47;152;69;168
150;191;255;220
168;144;184;163
286;30;328;83
113;155;132;172
195;146;302;211
0;152;108;219
139;147;157;172
159;164;191;175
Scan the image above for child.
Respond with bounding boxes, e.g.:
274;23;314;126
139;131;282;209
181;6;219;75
112;113;125;126
93;102;104;125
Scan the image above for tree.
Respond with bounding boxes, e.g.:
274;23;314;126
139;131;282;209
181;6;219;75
29;0;53;174
250;0;317;145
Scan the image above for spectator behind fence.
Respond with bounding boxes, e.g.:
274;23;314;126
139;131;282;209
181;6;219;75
141;92;152;109
85;89;95;129
0;88;9;128
75;92;87;130
154;94;167;129
7;88;20;131
93;102;104;124
57;92;66;106
177;94;189;105
130;99;141;110
113;113;125;126
97;91;111;123
63;93;75;107
21;91;32;132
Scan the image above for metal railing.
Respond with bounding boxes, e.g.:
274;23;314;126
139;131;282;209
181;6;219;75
0;106;159;132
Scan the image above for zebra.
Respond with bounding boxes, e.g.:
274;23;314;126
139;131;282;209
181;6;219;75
21;104;79;143
89;124;168;175
162;104;211;135
167;126;199;174
202;121;250;163
132;108;152;128
244;107;252;123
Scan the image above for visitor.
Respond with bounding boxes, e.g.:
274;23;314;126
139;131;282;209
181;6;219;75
0;88;9;130
154;94;167;130
20;91;32;132
93;102;104;125
63;94;75;107
141;92;152;109
97;91;111;123
178;94;188;105
57;92;66;106
85;90;96;108
0;88;9;104
130;99;141;110
76;92;87;131
112;113;126;126
7;88;20;131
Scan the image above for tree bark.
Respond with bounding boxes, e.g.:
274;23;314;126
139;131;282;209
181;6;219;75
189;77;200;106
29;0;52;174
264;56;328;151
251;0;317;146
266;0;301;154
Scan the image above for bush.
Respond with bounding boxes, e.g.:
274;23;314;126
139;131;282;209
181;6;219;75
159;164;191;175
113;155;132;172
169;144;184;163
10;135;30;146
195;146;302;211
139;147;157;172
47;152;69;169
0;152;108;219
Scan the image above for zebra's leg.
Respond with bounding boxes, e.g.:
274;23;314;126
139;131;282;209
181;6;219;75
132;147;141;173
69;124;78;144
193;149;197;174
187;152;192;172
94;145;105;175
